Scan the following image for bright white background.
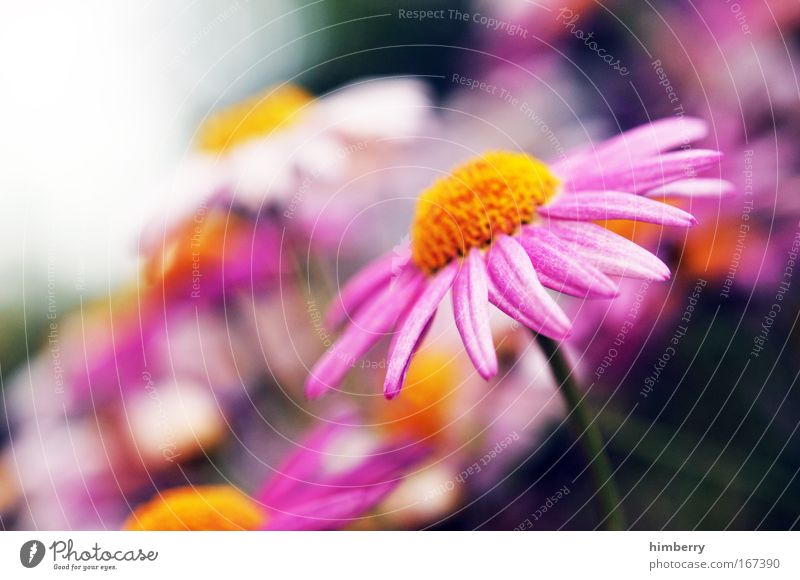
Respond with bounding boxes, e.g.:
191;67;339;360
0;0;304;304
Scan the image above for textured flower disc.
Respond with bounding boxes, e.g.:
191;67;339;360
123;485;265;531
411;152;560;274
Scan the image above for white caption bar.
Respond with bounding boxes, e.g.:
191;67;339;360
0;531;797;578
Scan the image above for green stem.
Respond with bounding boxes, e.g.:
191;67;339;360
535;333;625;530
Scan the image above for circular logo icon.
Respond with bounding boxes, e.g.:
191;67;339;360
20;540;46;568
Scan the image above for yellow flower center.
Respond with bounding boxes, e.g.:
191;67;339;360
198;85;312;153
123;485;266;531
411;152;560;274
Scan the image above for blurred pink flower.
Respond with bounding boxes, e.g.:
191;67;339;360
124;417;429;531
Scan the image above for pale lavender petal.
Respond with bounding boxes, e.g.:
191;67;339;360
519;227;619;298
644;178;736;199
550;221;671;280
383;262;458;399
567;149;723;193
541;191;697;227
452;250;497;380
325;252;402;329
485;235;571;339
305;268;425;399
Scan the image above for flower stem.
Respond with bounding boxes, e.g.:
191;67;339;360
534;333;625;530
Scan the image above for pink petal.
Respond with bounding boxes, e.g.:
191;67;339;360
487;276;546;331
257;417;353;505
305;268;425;399
485;235;572;339
644;178;736;199
519;227;619;298
383;262;458;399
327;440;430;488
541;191;697;227
452;250;498;380
553;117;708;178
566;149;723;193
325;253;402;329
263;485;397;531
549;221;671;280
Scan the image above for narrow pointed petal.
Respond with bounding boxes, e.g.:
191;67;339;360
383;262;458;399
541;191;697;227
485;235;572;339
325;253;402;329
305;268;425;399
567;149;723;193
550;221;671;280
452;250;497;380
553;117;708;176
594;117;708;164
644;178;735;199
518;228;619;298
487;276;544;331
384;314;437;400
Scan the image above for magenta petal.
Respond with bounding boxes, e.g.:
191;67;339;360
554;117;708;177
263;486;397;531
519;228;619;298
257;416;355;505
596;117;707;163
485;235;572;339
541;191;697;227
550;221;671;280
487;275;544;330
326;440;430;489
567;149;723;193
384;314;437;401
644;178;735;199
452;250;498;380
325;253;400;329
305;268;425;399
383;262;458;399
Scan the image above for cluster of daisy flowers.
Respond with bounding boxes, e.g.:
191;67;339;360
125;106;727;530
3;72;728;532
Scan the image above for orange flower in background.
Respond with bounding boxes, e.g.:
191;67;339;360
143;206;283;305
374;350;463;444
124;486;265;531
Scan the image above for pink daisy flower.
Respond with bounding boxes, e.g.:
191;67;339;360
307;117;727;400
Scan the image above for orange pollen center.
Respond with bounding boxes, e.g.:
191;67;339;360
198;84;312;153
123;485;266;531
410;151;560;274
